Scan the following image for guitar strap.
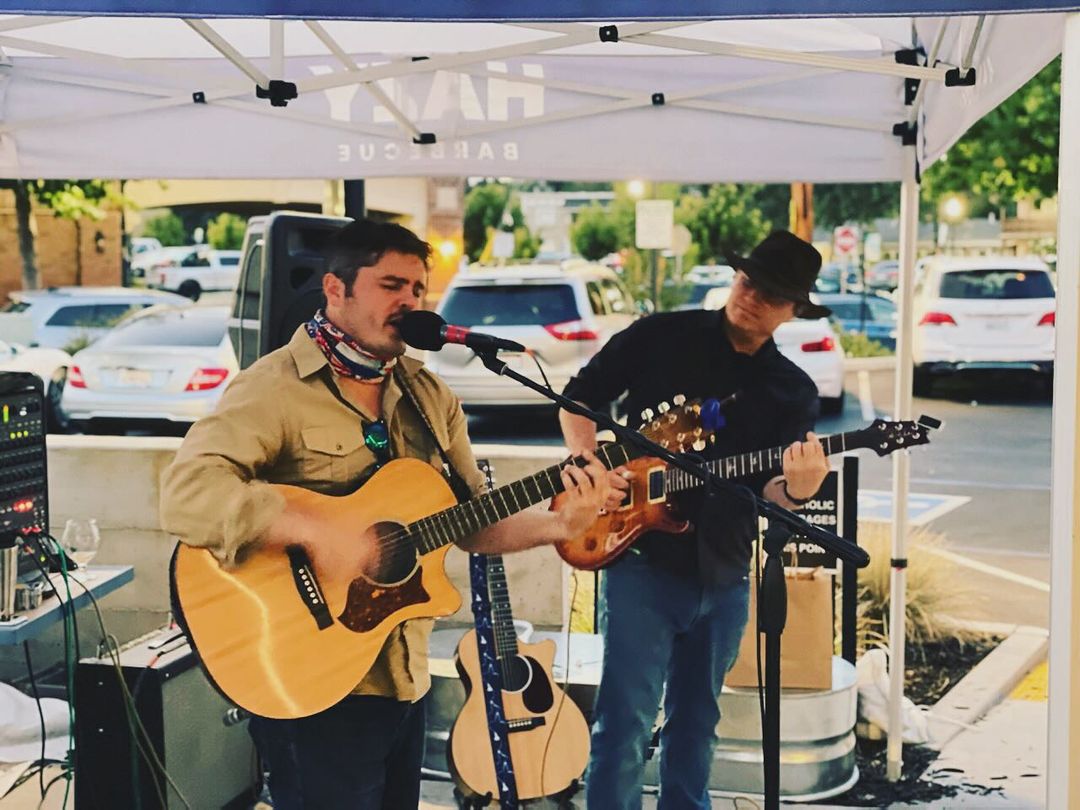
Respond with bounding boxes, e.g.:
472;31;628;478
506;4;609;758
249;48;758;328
468;552;521;809
398;375;521;805
394;367;475;504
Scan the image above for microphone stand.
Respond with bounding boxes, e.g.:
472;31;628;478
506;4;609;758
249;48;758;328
473;348;869;810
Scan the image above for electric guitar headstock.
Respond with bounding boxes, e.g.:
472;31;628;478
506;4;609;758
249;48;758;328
845;414;941;456
637;394;717;454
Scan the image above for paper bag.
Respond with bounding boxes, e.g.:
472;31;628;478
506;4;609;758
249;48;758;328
725;567;834;691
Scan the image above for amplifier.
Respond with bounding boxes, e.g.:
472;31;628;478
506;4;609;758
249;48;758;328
0;372;50;584
74;630;258;810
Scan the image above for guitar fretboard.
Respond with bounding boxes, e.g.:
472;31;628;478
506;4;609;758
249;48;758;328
407;443;632;554
663;431;855;494
485;557;519;660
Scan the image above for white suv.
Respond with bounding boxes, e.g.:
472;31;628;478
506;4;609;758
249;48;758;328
0;287;191;350
912;256;1055;394
425;262;638;409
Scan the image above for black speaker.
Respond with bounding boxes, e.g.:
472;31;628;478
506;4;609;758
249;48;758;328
230;211;350;369
74;632;258;810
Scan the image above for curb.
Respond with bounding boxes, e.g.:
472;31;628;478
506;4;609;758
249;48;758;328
926;624;1048;750
844;356;896;372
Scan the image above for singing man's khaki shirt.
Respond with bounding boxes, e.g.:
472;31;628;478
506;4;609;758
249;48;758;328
160;326;487;702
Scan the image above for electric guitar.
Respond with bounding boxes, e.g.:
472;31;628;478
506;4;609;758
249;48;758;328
170;421;721;720
554;397;939;570
449;548;589;803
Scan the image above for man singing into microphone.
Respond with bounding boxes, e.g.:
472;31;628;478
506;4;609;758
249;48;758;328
159;218;622;810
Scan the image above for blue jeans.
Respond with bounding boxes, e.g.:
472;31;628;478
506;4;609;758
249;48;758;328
586;553;750;810
248;694;426;810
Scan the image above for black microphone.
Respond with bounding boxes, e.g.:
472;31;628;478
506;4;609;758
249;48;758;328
398;310;525;353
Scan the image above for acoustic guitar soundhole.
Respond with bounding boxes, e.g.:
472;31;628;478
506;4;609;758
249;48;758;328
337;521;428;633
502;655;532;692
362;521;419;585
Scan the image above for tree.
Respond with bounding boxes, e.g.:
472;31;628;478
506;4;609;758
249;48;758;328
923;57;1060;211
676;184;770;264
0;179;117;290
571;204;620;260
812;183;900;228
142;211;188;247
749;183;900;232
207;212;247;250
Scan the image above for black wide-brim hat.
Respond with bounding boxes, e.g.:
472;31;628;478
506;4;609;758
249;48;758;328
729;230;832;319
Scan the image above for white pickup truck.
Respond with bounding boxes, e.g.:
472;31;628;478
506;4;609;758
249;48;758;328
144;247;241;300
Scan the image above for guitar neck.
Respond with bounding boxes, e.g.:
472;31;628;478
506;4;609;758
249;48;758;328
664;431;858;495
407;443;632;556
484;555;519;659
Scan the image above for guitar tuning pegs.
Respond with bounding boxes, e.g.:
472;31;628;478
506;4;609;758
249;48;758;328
642;408;655;421
658;401;670;414
660;439;670;448
676;432;686;443
673;394;686;406
652;420;661;431
666;412;677;424
692;439;706;451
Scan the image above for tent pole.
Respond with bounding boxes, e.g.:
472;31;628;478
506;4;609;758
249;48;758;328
887;143;919;783
1048;13;1080;808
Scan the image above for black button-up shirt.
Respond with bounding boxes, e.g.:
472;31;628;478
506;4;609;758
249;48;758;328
563;308;819;583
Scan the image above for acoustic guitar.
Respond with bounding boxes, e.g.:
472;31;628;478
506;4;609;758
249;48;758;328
449;550;589;803
554;397;939;570
170;437;667;720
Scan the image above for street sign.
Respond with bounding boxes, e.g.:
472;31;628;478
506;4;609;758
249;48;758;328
492;230;515;259
783;469;842;571
635;200;674;250
671;224;692;256
864;232;882;264
833;225;859;257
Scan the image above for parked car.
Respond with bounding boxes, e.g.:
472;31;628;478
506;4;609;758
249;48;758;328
144;247;242;300
671;265;735;311
912;256;1055;395
60;306;238;431
815;262;862;294
0;287;191;351
774;318;847;415
130;245;198;283
425;261;637;409
130;236;163;257
0;340;73;431
702;294;845;414
817;292;898;350
865;259;900;290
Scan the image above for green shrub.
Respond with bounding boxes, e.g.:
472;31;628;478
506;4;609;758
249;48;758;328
838;330;893;358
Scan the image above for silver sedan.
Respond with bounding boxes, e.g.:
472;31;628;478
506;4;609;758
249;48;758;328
60;306;237;431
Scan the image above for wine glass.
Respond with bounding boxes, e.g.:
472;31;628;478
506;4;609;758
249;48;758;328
61;518;101;569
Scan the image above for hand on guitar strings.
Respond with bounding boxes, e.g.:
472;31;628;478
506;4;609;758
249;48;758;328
554;450;614;538
603;466;633;513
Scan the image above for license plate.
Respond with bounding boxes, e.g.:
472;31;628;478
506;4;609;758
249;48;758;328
984;320;1009;332
117;368;153;387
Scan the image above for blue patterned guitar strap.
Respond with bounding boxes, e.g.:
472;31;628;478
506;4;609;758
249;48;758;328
469;551;520;809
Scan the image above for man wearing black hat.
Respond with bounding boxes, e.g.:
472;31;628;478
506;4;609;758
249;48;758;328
559;230;832;809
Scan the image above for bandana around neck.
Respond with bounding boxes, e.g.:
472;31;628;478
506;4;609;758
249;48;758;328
305;309;397;382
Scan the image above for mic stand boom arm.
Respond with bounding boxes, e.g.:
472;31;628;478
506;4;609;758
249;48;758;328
474;350;869;568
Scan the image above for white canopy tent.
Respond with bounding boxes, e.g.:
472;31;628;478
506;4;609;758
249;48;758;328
0;16;1063;180
0;8;1076;800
